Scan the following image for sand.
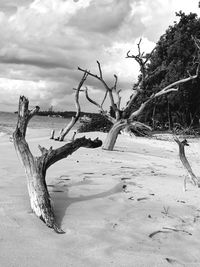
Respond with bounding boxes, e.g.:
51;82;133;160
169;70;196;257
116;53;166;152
0;128;200;267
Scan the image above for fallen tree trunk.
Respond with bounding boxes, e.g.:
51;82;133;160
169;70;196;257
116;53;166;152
13;96;102;233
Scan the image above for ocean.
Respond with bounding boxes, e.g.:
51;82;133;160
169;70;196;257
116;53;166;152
0;112;75;137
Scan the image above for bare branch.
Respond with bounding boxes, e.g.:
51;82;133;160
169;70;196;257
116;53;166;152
192;35;200;50
113;74;118;91
58;71;88;141
44;137;102;169
129;71;198;120
100;89;108;107
116;90;121;109
137;38;142;56
126;39;155;64
122;81;144;118
78;66;110;91
85;87;115;123
85;87;102;110
38;145;48;155
112;74;121;111
78;63;118;113
126;39;156;89
162;72;198;92
29;106;40;119
15;96;40;138
97;60;103;78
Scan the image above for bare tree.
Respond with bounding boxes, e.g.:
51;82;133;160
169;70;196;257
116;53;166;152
13;96;102;233
54;71;88;141
78;38;199;151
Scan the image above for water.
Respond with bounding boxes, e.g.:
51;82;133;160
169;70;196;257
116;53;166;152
0;112;75;137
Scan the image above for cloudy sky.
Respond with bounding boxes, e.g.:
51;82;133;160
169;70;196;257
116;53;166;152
0;0;199;112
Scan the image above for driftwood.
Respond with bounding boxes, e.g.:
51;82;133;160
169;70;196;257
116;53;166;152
57;71;88;141
13;96;102;233
149;227;192;238
174;136;200;190
78;37;200;151
50;129;55;140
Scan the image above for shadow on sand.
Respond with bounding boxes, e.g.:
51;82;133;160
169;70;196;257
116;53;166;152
49;179;124;228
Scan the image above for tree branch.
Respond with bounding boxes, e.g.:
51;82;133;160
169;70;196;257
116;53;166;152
78;62;118;113
97;60;103;79
192;36;200;50
122;82;143;118
58;71;88;141
100;89;108;107
129;70;198;120
85;87;115;123
43;137;102;170
15;96;40;138
126;39;156;93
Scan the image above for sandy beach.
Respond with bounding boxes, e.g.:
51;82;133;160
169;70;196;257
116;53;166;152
0;129;200;267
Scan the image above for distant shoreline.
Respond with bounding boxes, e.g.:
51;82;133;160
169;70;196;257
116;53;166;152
13;110;98;119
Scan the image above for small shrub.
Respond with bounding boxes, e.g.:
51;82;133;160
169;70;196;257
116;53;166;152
78;113;113;133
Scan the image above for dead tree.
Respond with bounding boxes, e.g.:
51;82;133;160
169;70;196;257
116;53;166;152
174;136;200;190
13;96;102;233
78;38;200;151
55;71;88;141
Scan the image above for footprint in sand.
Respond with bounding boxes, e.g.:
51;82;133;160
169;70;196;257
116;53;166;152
52;190;64;193
121;177;131;181
58;175;70;181
0;207;20;228
83;176;92;180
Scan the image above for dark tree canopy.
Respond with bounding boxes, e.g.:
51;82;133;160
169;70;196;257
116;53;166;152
134;12;200;128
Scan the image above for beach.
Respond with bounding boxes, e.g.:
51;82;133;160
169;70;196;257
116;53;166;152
0;126;200;267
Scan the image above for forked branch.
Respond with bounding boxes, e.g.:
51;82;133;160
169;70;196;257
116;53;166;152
126;38;156;85
85;87;115;123
78;62;118;114
13;96;102;233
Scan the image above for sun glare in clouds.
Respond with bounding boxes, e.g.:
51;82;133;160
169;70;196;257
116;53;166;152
0;0;199;112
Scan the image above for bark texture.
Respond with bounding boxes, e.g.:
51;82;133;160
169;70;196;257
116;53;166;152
13;96;102;233
102;120;128;150
57;71;88;141
174;136;200;189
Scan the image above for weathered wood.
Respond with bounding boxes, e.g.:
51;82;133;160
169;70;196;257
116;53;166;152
58;71;88;141
13;96;102;233
174;136;200;190
50;129;55;139
78;37;200;151
102;120;128;151
71;131;77;141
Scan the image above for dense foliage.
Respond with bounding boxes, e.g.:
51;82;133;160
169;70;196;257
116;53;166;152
77;113;112;133
135;12;200;130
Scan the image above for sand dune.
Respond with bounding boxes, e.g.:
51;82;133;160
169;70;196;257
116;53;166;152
0;130;200;267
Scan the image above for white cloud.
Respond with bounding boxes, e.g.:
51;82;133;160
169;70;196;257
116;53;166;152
0;0;199;112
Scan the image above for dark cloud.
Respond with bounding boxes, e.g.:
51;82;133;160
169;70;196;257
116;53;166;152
0;0;198;112
69;0;132;33
0;54;73;69
0;0;34;15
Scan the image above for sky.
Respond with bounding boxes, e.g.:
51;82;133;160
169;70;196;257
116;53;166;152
0;0;199;112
